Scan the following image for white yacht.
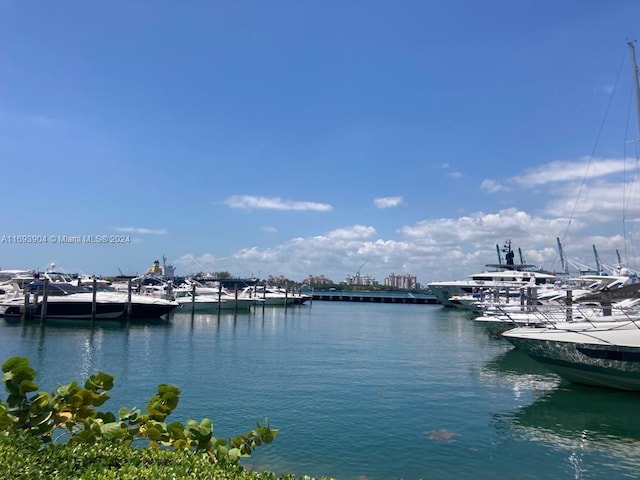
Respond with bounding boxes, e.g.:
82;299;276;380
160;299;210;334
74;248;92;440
174;278;263;310
240;285;310;305
502;317;640;391
0;281;179;320
428;241;558;307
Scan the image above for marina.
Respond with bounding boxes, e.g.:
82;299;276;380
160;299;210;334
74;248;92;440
2;302;640;479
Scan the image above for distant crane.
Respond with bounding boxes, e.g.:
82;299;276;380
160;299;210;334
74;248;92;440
355;261;368;277
348;262;370;286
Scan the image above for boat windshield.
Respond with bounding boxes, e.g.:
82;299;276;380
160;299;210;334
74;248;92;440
26;282;91;295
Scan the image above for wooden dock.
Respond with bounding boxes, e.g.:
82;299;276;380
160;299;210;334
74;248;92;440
311;292;439;304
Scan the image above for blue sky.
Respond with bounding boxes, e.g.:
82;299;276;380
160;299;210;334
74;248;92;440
2;1;640;284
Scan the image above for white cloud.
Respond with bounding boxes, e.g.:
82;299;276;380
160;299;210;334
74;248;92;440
225;195;332;211
543;179;640;221
482;158;628;193
374;196;403;208
480;179;510;193
172;253;219;273
262;226;278;233
170;205;637;286
327;225;376;240
113;227;167;235
170;159;640;285
515;158;626;187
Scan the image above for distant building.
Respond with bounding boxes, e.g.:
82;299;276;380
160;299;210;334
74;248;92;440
345;273;378;286
267;275;292;286
303;275;334;285
384;273;418;290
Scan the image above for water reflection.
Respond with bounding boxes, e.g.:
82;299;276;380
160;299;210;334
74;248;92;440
479;347;561;395
1;317;172;387
495;385;640;473
3;316;172;330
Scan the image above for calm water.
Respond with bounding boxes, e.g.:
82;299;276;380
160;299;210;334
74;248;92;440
1;301;640;479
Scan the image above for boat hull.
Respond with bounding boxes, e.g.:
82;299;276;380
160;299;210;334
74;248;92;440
503;324;640;391
1;293;178;320
3;301;124;320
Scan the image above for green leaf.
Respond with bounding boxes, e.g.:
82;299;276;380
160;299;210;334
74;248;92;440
101;422;126;440
227;447;241;462
167;421;186;440
19;379;39;395
85;371;115;391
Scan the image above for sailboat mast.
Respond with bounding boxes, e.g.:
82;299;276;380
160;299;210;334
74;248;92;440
592;245;602;274
628;41;640;137
556;237;568;275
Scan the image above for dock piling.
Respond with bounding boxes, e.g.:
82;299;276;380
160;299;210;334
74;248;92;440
91;278;97;321
126;280;132;319
40;279;49;323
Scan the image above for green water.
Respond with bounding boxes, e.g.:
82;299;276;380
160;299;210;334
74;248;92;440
1;302;639;479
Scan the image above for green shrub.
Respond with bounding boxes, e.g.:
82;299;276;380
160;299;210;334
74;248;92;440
0;430;304;479
0;356;277;466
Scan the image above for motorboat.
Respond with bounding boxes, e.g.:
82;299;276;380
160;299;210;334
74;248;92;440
174;279;263;310
502;317;640;391
0;269;36;288
175;291;227;312
0;281;178;320
475;298;640;336
240;285;310;305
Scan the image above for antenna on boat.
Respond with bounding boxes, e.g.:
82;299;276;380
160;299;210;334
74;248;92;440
502;240;514;266
495;244;502;265
518;247;525;265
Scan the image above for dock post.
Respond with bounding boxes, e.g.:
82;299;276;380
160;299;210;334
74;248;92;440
91;278;97;321
235;288;239;312
566;290;572;322
529;287;537;311
601;288;612;316
191;284;196;313
127;279;133;319
218;282;222;314
22;291;30;321
40;279;49;323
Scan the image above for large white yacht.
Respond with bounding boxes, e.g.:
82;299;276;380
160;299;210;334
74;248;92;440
427;241;558;307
